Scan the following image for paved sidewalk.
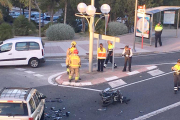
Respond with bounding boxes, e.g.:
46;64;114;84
55;65;157;86
44;29;180;58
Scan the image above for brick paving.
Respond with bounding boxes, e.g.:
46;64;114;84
55;65;152;86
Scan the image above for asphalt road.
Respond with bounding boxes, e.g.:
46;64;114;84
0;51;180;120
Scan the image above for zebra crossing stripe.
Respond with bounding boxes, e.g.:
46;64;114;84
147;66;157;70
148;69;164;76
15;68;26;71
127;71;140;75
108;79;127;88
105;76;119;81
61;63;67;67
25;71;36;74
33;74;43;77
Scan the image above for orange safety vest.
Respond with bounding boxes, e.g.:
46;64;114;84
97;47;106;59
69;55;81;68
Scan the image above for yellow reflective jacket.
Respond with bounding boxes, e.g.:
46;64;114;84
108;43;114;51
66;47;77;57
174;64;180;71
69;54;81;68
155;25;163;32
97;48;106;59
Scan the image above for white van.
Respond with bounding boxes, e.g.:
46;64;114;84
0;37;45;68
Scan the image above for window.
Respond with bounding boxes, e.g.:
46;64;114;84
33;93;40;108
15;42;28;51
0;103;28;116
0;43;12;52
29;98;36;113
29;42;40;50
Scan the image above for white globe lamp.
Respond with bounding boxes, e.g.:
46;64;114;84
86;5;96;16
77;3;87;13
100;4;111;14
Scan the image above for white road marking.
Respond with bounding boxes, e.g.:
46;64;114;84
48;72;101;92
108;79;127;88
127;71;140;75
25;71;35;74
147;66;157;70
58;84;102;92
33;74;43;77
15;68;26;71
61;63;67;67
81;82;92;86
133;101;180;120
48;72;67;85
105;76;118;81
148;69;164;76
113;71;173;90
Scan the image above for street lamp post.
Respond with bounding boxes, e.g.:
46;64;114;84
76;2;111;72
133;0;138;52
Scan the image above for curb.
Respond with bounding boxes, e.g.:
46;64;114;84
54;65;158;87
44;50;180;58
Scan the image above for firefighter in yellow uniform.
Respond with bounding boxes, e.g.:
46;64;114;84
66;41;77;74
97;43;106;72
68;49;81;82
171;59;180;94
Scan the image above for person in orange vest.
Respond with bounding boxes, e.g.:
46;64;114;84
171;59;180;94
104;41;117;68
97;43;106;72
66;41;77;75
68;49;81;82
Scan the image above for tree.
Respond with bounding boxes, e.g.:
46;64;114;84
0;0;12;21
38;0;61;23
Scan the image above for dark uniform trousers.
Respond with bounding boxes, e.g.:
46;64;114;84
155;32;162;47
98;59;105;71
105;51;116;65
174;73;180;91
123;57;132;71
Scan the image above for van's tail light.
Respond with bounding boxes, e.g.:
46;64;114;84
29;118;33;120
42;49;44;56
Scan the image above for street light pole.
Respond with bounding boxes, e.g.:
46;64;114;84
76;2;110;72
133;0;138;52
89;0;95;72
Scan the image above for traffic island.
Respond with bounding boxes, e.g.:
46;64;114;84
55;65;157;86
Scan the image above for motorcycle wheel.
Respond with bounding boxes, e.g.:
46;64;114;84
102;99;113;107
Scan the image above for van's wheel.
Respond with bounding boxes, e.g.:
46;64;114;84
29;58;39;68
40;110;44;120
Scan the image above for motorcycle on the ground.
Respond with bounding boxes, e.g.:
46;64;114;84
99;88;130;107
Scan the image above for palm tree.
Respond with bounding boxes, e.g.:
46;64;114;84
0;0;12;20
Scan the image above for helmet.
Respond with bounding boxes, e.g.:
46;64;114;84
71;41;76;46
74;49;79;54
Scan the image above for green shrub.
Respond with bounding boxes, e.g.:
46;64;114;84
46;23;75;40
41;22;54;37
13;15;36;36
0;22;13;41
108;22;128;36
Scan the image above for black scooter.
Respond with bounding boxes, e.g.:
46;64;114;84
99;88;130;107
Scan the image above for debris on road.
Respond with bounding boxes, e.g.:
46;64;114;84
98;108;107;111
45;98;71;119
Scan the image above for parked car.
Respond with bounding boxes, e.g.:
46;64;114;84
0;37;45;68
26;12;46;21
9;11;20;18
35;16;59;26
0;87;46;120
